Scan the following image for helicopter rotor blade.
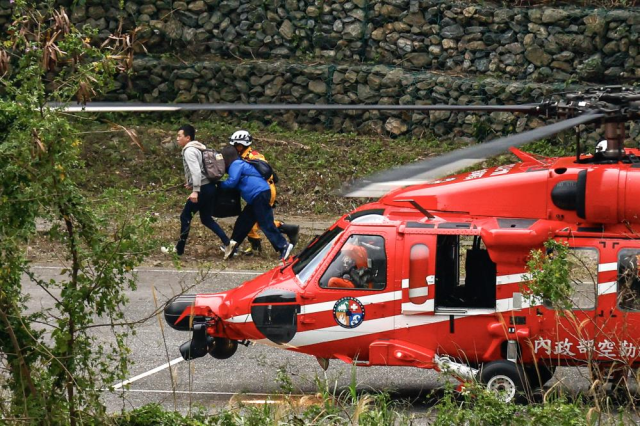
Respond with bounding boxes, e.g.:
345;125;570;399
47;101;543;114
342;111;605;198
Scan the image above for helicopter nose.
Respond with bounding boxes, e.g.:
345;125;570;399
251;289;300;344
164;293;226;331
164;294;197;331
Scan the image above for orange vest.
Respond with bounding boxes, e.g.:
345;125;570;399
241;148;276;205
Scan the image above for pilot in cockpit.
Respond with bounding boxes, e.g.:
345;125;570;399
327;241;373;289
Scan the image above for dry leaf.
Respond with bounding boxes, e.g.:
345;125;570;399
106;120;145;152
32;129;46;153
0;49;9;76
52;8;70;35
75;81;96;104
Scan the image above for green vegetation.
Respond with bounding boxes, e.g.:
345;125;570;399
75;115;585;216
76;116;448;216
524;240;574;311
432;383;590;426
110;380;603;426
0;2;156;424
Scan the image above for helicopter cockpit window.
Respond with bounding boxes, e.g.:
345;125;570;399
319;235;386;290
294;227;344;286
435;235;496;310
618;249;640;311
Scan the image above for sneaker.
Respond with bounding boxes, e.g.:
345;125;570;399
161;246;176;254
220;245;238;257
280;243;293;260
242;246;254;256
224;240;237;260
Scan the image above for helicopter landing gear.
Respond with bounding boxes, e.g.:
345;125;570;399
479;360;526;403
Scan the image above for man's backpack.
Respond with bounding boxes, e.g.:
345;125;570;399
201;148;226;181
246;159;279;184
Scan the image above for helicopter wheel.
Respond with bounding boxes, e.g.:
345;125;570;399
208;337;238;360
479;360;526;403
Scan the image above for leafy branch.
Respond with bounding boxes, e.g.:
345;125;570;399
523;239;574;311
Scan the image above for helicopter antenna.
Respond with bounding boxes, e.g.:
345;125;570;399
395;199;435;219
575;126;581;163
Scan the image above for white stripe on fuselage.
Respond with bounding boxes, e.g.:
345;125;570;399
599;262;617;273
408;287;429;298
301;290;402;315
283;314;451;348
598;281;616;295
496;273;528;285
226;290;402;324
229;266;614;335
284;296;537;348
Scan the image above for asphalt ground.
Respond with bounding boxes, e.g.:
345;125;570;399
21;265;624;419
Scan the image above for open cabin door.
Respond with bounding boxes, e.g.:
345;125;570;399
399;225;498;316
434;233;497;315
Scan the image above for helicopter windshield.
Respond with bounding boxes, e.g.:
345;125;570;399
294;226;344;285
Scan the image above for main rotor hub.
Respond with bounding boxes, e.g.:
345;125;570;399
554;86;640;116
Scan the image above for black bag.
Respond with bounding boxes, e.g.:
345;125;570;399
213;185;241;218
246;159;279;184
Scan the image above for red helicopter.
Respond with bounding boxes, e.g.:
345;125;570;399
62;86;640;401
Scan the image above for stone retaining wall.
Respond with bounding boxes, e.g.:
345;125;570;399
1;1;639;141
1;0;639;83
125;57;639;141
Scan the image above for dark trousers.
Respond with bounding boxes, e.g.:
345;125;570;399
178;183;230;254
231;190;287;253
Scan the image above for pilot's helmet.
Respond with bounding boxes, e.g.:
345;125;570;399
342;243;368;268
596;140;607;153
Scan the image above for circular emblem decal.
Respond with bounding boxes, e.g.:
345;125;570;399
333;297;365;329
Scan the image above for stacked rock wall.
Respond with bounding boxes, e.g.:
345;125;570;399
1;0;639;140
1;1;638;82
127;58;639;141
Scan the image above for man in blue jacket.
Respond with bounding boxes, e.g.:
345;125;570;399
220;146;293;260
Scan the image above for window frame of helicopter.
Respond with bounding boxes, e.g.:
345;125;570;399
318;234;387;291
617;248;640;312
542;246;598;311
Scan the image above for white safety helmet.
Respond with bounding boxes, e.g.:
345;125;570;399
596;140;607;153
229;130;252;147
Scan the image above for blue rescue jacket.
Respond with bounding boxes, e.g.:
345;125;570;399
220;159;269;204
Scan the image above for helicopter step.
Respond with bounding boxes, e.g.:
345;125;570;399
368;340;479;382
368;339;436;368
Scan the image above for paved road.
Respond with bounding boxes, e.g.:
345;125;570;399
24;265;449;416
